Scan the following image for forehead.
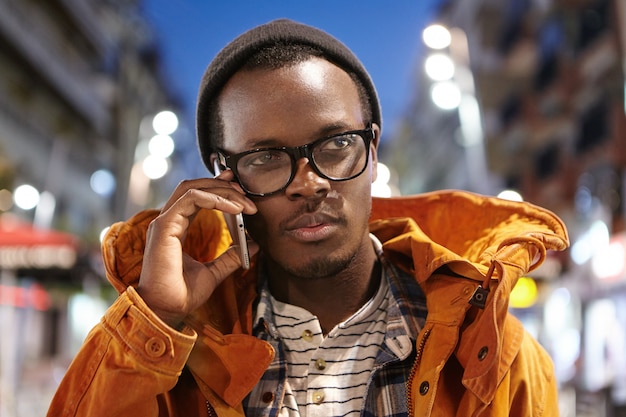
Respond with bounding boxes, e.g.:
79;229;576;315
218;57;364;152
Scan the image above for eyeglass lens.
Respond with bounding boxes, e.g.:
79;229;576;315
235;132;369;195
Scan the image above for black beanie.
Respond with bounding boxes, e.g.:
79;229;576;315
196;18;382;173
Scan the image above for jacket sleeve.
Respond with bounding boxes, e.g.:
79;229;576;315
506;331;560;417
47;286;196;417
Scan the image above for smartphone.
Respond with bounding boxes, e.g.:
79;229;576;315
213;160;250;269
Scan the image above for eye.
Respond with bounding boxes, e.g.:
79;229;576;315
320;134;358;151
240;150;288;169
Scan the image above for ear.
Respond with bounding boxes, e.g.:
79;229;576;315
209;153;220;175
370;123;381;183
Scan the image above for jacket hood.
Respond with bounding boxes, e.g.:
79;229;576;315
370;190;568;283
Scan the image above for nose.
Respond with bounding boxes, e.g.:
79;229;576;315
284;158;330;200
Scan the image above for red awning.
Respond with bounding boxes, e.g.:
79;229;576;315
0;213;78;269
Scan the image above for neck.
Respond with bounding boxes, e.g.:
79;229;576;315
265;238;380;334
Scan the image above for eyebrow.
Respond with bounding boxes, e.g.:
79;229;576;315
242;122;358;150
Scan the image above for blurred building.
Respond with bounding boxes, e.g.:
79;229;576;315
0;1;190;415
0;0;187;240
383;0;626;415
389;0;625;209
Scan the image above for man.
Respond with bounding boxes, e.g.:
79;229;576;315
48;19;569;416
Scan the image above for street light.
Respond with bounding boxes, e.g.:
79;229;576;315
152;110;178;135
424;53;455;81
148;134;175;158
430;81;462;110
372;162;392;197
422;24;452;50
139;110;178;180
422;24;491;195
13;184;40;210
126;110;179;217
142;155;169;180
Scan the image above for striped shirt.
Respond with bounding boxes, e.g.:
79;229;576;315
243;235;428;417
268;269;389;416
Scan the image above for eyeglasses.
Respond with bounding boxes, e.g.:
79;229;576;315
216;125;375;197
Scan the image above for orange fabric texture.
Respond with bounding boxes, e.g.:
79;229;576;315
48;190;569;417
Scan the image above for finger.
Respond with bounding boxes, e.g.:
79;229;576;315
212;171;250;202
162;177;251;212
179;188;256;215
166;186;257;220
214;169;236;182
161;178;223;212
153;192;237;239
150;189;258;247
199;240;259;282
188;246;245;298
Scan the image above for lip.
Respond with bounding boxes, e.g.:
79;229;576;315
284;213;340;242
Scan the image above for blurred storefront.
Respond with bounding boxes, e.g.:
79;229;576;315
0;213;115;416
0;213;75;415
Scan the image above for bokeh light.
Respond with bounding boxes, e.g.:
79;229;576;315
423;24;452;50
13;184;40;210
90;169;116;197
152;110;178;135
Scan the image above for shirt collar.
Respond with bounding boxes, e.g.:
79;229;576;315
252;234;427;347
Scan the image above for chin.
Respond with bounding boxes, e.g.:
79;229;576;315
274;249;356;280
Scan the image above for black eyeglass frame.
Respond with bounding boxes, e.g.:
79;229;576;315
216;124;375;197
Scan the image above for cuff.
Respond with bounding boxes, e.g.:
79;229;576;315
102;286;198;374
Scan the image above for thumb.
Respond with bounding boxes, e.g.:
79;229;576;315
204;241;258;276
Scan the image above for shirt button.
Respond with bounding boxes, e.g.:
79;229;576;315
315;358;326;370
312;390;325;404
145;337;166;357
301;329;314;342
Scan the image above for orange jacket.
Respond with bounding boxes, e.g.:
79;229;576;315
48;190;569;416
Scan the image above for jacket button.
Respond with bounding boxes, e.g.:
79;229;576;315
145;337;166;357
261;392;274;403
419;381;429;395
478;346;489;361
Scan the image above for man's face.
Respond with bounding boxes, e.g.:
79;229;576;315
218;57;379;278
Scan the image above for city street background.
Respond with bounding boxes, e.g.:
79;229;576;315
1;0;626;416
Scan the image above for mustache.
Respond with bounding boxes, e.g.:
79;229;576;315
280;203;347;231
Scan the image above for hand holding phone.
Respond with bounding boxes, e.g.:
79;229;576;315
213;160;250;269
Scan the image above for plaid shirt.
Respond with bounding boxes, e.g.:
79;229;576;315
243;241;428;417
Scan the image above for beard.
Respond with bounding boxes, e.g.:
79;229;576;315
272;247;358;280
246;191;372;281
